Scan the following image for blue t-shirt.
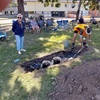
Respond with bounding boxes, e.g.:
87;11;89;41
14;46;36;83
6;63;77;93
31;20;38;26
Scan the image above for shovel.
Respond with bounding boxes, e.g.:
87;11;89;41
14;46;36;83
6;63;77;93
68;47;84;61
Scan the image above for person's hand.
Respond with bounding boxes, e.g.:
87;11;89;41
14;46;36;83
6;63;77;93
88;39;91;42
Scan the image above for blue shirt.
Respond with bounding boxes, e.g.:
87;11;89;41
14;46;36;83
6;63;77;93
12;20;25;37
31;20;38;26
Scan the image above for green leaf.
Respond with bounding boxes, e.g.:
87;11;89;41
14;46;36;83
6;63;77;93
55;2;61;8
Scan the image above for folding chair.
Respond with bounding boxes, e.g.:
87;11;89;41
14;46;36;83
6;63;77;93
25;21;32;33
63;20;70;29
57;20;70;29
0;31;7;41
57;20;63;29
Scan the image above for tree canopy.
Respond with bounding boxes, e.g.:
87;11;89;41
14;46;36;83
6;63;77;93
83;0;100;10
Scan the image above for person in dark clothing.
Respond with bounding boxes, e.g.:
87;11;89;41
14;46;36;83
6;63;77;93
90;16;97;24
12;14;26;54
78;16;85;24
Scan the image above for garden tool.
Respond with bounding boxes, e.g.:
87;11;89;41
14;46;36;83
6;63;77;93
68;47;84;61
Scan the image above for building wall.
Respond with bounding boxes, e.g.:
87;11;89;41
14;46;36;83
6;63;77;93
89;9;100;17
1;0;90;18
25;2;87;12
24;2;89;17
2;7;18;15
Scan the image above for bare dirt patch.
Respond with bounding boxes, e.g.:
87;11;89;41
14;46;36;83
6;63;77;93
49;59;100;100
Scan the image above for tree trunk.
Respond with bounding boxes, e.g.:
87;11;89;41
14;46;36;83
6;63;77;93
76;0;82;20
17;0;25;21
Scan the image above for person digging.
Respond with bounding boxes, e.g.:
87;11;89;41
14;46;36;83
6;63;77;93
71;24;92;49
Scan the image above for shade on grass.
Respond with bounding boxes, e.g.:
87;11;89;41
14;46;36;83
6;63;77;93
0;25;100;100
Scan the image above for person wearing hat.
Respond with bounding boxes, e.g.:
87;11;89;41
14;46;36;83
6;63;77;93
71;23;92;49
12;14;26;54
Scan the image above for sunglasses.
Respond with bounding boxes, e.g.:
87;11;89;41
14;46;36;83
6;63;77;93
17;17;22;19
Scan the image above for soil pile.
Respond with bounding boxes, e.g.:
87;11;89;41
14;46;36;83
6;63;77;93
49;59;100;100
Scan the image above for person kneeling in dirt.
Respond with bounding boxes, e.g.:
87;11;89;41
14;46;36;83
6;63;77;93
71;24;92;49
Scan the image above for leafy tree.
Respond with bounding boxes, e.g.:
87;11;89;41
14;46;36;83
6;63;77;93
9;1;17;7
39;0;100;20
39;0;59;7
75;0;100;20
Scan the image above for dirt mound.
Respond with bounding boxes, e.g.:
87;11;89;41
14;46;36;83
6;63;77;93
49;59;100;100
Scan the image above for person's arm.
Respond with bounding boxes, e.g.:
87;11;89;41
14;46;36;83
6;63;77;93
30;21;33;27
12;21;16;32
22;21;25;30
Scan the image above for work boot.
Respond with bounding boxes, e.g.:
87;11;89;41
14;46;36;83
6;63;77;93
71;43;75;49
83;42;88;48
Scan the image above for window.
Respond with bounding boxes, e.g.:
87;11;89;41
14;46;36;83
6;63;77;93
51;4;54;7
51;11;65;17
5;11;8;14
10;11;14;15
65;4;67;7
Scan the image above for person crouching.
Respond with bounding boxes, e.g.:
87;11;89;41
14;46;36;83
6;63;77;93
71;24;92;49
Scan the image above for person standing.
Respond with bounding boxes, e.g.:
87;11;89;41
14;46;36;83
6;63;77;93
12;14;26;54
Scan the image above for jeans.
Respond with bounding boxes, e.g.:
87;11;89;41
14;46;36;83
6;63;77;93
15;35;24;51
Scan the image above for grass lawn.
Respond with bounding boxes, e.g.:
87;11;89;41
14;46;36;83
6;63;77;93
0;26;100;100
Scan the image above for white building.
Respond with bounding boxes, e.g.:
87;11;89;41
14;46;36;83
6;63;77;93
1;0;91;18
2;7;18;15
24;0;89;18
